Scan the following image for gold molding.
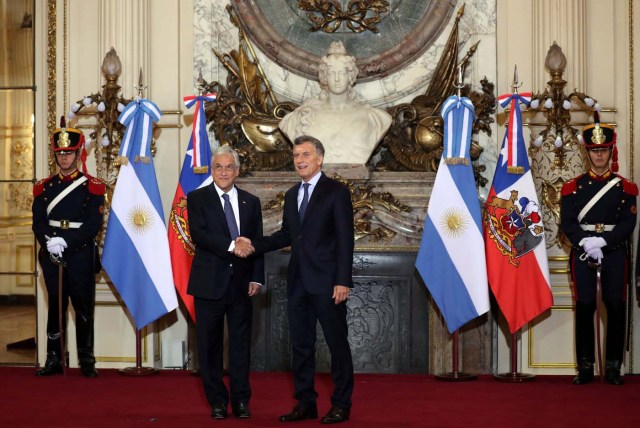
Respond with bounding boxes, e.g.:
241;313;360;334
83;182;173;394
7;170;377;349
47;0;56;140
528;305;576;368
628;0;635;373
15;245;35;287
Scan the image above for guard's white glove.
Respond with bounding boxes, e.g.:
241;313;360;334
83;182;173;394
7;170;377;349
586;247;603;263
579;236;607;252
46;237;67;258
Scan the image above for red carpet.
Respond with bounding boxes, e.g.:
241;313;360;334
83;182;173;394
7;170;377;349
0;368;639;427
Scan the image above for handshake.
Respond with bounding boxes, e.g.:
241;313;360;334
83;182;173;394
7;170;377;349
233;237;254;258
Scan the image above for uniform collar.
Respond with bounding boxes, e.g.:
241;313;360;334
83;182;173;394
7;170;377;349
58;169;79;182
587;169;612;181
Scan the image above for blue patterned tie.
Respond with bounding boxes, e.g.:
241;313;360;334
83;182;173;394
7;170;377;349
222;193;239;240
299;183;310;221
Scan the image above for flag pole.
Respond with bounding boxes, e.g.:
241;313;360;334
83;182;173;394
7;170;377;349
494;331;535;382
435;330;477;381
119;328;159;376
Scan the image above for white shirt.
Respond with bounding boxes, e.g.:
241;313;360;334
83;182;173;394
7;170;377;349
298;171;322;209
214;183;240;250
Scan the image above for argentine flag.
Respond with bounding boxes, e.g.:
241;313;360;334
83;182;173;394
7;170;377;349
415;95;489;333
102;98;178;330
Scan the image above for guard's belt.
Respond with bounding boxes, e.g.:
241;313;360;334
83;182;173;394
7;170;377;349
49;219;83;229
580;224;614;233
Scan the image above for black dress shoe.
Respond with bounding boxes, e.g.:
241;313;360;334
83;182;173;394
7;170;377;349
232;403;251;419
605;368;624;385
35;358;63;377
572;358;594;385
320;406;350;424
80;363;98;378
211;403;228;419
279;403;318;422
572;369;594;385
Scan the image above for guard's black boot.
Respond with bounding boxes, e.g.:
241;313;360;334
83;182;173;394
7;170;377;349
77;312;98;378
572;358;594;385
605;360;623;385
36;351;63;376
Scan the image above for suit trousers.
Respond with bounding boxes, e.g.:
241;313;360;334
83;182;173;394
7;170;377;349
288;277;354;409
195;291;252;407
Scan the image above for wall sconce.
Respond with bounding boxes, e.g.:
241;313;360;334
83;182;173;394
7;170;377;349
529;42;598;169
68;47;131;197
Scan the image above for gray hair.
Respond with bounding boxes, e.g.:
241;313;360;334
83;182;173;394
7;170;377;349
212;145;240;167
293;135;325;157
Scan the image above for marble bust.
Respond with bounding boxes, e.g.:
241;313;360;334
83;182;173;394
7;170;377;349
279;42;392;164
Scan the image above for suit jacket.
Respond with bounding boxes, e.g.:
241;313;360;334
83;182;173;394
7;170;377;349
186;183;264;300
254;173;354;294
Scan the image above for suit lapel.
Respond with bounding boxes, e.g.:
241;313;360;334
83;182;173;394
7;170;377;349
300;173;326;227
207;182;230;237
237;187;251;234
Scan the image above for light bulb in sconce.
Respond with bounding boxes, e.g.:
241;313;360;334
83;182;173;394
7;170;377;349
594;103;602;112
118;103;125;112
544;98;553;109
562;100;571;110
584;97;594;107
577;133;584;144
554;135;563;148
101;47;122;78
71;103;81;113
533;135;543;147
101;135;110;147
530;99;539;109
83;97;93;106
98;102;106;112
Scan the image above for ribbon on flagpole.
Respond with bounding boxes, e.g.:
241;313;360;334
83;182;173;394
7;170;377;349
497;92;532;175
183;93;217;174
118;98;163;164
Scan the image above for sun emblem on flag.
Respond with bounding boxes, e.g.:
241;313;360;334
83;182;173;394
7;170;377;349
440;207;468;238
127;205;154;234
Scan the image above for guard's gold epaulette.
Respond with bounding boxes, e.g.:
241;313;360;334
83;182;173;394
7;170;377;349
561;175;583;196
33;176;54;197
87;175;106;196
617;175;639;196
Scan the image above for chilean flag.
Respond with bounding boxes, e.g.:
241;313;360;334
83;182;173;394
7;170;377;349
168;93;216;321
483;91;552;333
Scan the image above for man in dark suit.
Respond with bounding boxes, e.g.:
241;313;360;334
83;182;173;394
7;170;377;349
246;135;355;424
187;145;264;419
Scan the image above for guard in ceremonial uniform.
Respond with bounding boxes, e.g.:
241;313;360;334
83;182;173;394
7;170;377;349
32;119;105;377
560;112;637;385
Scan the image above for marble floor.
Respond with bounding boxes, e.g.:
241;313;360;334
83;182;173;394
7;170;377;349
0;304;36;365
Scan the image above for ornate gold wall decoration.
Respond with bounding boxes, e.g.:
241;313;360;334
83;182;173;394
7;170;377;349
208;4;494;185
204;5;296;175
47;0;57;175
297;0;390;34
372;6;494;187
